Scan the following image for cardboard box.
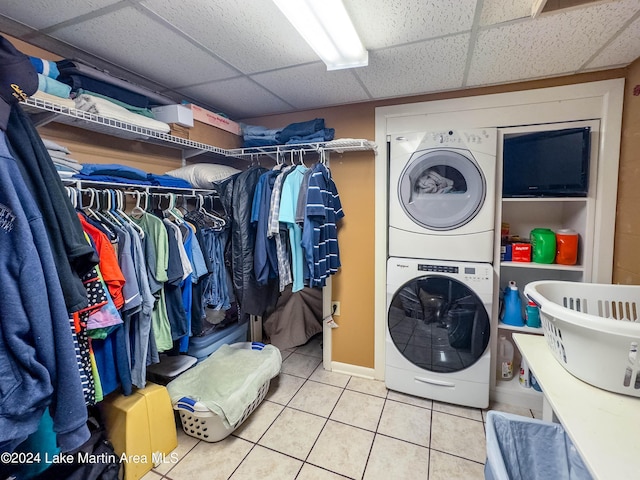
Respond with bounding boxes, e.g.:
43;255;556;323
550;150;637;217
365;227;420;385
186;103;242;136
151;104;194;128
186;120;242;149
168;123;190;139
512;243;531;262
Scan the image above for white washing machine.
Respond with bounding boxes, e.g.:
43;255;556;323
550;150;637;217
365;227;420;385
386;257;492;409
388;128;497;262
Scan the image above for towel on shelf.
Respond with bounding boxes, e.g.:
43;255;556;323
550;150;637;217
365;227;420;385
74;93;171;133
76;88;156;118
56;59;174;107
166;344;282;428
51;156;82;172
29;56;60;79
32;90;76;109
42;138;71;154
38;74;72;98
47;148;72;160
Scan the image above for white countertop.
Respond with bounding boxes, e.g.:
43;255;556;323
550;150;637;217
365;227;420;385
513;333;640;480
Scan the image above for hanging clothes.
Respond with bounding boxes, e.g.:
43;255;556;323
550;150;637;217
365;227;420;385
219;166;278;317
5;105;98;312
131;212;173;352
301;162;345;288
0;130;90;453
279;164;309;292
267;164;296;292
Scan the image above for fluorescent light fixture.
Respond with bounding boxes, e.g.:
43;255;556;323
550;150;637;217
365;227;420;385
273;0;368;71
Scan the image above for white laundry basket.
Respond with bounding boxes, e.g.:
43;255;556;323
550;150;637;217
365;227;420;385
525;280;640;397
174;378;271;442
169;341;281;442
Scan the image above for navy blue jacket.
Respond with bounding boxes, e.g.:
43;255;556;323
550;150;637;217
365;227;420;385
0;131;89;453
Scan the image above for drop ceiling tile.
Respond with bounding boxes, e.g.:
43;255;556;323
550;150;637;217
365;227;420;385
347;0;476;49
251;63;370;111
356;34;470;99
467;0;640;87
480;0;531;26
141;0;318;74
50;6;237;88
179;77;295;119
586;14;640;69
0;0;122;29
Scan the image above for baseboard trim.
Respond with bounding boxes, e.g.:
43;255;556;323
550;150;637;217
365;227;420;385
330;361;376;379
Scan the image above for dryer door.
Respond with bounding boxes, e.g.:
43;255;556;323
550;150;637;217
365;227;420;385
398;149;486;230
387;274;490;373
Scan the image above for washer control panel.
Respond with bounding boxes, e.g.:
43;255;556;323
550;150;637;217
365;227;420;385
418;264;458;273
416;263;491;282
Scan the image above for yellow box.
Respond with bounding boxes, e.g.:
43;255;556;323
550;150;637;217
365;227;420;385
100;383;178;480
100;392;153;480
135;383;178;461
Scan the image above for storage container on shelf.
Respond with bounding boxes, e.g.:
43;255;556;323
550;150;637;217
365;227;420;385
524;280;640;397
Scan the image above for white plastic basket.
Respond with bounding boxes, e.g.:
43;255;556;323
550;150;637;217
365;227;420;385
174;379;270;442
525;280;640;397
172;341;277;442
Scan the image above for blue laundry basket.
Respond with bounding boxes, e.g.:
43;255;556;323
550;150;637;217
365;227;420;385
485;411;592;480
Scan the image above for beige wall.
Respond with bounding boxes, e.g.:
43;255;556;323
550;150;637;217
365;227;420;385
614;57;640;285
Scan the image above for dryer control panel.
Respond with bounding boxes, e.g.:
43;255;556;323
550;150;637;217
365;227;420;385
428;130;490;146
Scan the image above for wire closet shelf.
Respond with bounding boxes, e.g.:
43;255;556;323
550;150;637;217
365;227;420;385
22;97;377;161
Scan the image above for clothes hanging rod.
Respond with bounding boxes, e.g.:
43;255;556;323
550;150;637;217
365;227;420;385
62;178;218;196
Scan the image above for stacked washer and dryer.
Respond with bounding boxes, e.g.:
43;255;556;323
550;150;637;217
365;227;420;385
386;129;497;409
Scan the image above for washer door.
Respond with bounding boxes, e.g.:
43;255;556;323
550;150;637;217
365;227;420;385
398;149;486;230
388;275;490;373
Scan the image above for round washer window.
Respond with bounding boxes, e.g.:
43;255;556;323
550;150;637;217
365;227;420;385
387;275;490;373
398;149;486;230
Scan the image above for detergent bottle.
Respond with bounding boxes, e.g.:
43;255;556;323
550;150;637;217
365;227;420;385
502;281;524;327
497;335;515;380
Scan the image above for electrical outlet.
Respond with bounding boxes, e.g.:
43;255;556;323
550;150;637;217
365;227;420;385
331;301;341;316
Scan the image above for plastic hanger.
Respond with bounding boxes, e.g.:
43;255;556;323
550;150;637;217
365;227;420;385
163;193;184;224
115;189;145;239
129;190;147;219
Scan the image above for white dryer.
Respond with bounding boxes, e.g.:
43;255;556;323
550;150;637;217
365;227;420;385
386;257;492;409
388;129;497;262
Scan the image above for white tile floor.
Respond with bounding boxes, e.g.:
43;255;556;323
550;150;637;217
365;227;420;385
144;336;541;480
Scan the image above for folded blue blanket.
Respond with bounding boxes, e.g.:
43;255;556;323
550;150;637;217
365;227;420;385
73;173;154;185
243;137;280;148
148;174;193;188
57;71;150;108
276;118;325;144
30;56;60;79
286;128;335;145
38;74;72;98
241;123;281;138
80;163;150;181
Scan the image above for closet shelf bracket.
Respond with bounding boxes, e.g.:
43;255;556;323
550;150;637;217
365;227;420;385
30;111;61;128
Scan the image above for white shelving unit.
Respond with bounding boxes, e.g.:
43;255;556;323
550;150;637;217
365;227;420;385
490;119;602;410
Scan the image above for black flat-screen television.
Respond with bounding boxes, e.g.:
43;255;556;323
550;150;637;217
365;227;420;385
502;127;591;197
